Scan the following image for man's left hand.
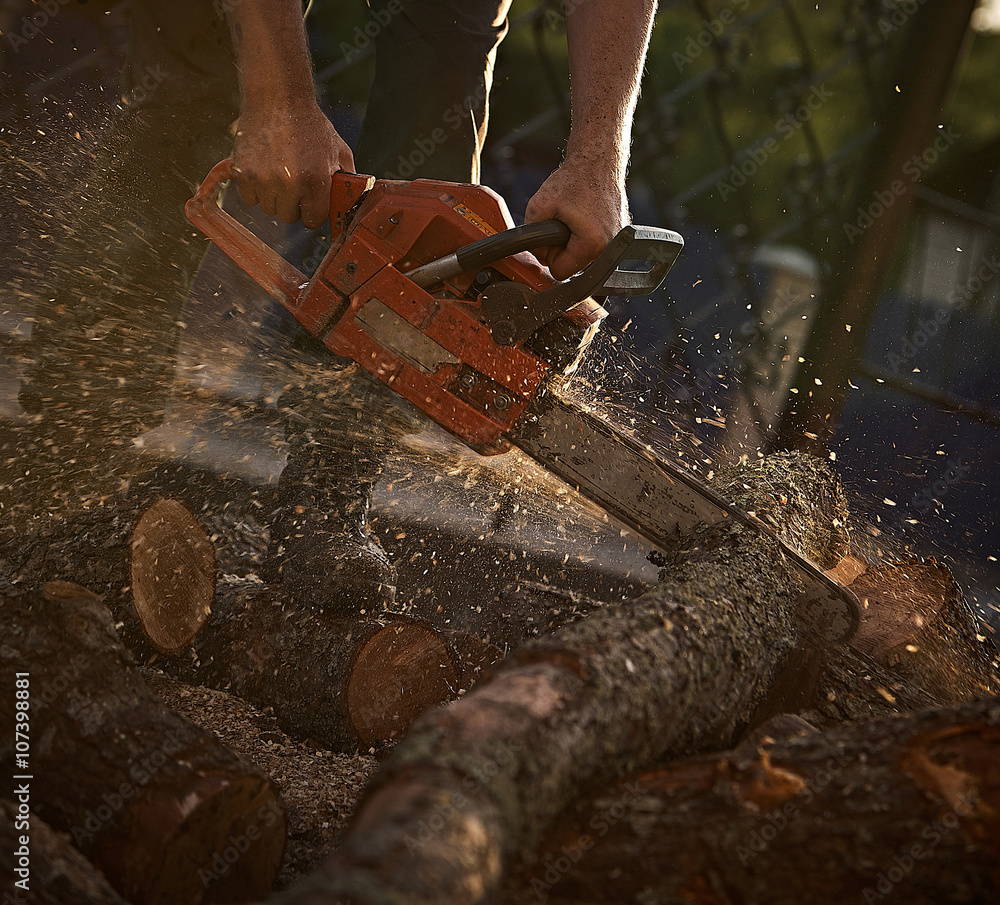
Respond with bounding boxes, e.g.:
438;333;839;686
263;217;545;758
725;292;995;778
523;157;628;281
232;99;355;229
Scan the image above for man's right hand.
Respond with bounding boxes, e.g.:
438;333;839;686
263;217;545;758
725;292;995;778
224;0;353;229
231;99;355;229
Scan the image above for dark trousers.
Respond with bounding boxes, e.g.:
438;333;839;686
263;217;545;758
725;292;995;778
357;0;511;183
22;0;510;444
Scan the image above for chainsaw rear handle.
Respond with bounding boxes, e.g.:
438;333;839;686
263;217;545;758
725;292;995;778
406;220;572;288
184;157;373;307
185;158;306;306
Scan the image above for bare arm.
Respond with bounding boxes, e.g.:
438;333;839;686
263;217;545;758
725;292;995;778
525;0;657;279
225;0;355;228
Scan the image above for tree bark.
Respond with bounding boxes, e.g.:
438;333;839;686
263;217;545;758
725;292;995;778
505;699;1000;904
156;578;496;751
0;581;286;905
269;452;862;905
1;800;129;905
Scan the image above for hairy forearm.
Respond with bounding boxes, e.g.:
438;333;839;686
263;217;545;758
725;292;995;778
522;0;657;278
225;0;317;112
564;0;657;182
220;0;354;227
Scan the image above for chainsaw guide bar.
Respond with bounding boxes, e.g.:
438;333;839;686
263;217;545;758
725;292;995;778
513;390;860;643
186;159;861;643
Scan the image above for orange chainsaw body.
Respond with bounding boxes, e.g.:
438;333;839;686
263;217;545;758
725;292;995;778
186;161;864;644
186;160;603;452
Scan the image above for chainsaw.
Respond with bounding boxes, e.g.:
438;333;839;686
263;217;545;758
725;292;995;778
186;159;860;642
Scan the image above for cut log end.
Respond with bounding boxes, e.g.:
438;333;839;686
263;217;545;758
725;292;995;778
118;772;286;905
130;497;216;652
346;623;458;747
2;581;286;905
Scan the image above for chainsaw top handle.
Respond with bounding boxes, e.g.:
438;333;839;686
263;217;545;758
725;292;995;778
478;223;685;346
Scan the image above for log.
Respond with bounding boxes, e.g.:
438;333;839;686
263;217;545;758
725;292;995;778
441;629;503;693
163;579;493;751
0;463;259;657
346;626;499;744
129;496;216;652
0;470;489;751
0;580;287;905
1;800;129;905
507;699;1000;904
820;550;1000;706
870;564;1000;702
798;643;944;729
269;452;857;905
826;555;948;656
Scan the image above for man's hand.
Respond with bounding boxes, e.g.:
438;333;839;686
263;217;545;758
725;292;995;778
232;100;354;229
525;0;657;280
524;155;627;280
225;0;352;229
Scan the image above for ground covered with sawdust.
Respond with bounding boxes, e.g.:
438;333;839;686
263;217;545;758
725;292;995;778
144;670;379;890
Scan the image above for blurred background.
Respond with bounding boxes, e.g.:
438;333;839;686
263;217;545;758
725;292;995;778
2;0;999;627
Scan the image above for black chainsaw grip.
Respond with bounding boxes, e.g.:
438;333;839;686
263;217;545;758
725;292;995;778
454;220;571;274
481;224;686;345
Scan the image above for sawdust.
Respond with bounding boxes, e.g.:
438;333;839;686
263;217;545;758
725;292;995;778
142;669;378;890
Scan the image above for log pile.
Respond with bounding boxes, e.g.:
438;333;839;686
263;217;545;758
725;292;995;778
269;453;999;905
0;464;502;751
0;580;286;905
1;451;997;903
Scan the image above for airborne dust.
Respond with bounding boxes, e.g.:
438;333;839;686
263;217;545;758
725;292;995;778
2;37;998;644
